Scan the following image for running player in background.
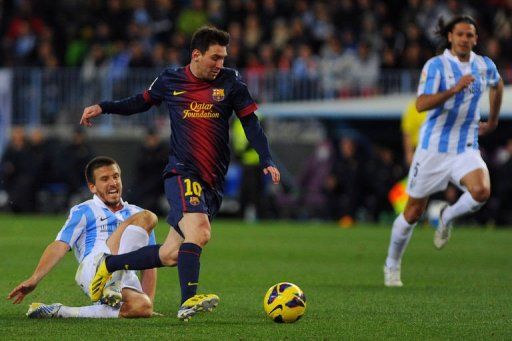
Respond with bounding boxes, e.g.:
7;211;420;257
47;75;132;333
7;156;158;318
384;15;503;287
80;26;280;321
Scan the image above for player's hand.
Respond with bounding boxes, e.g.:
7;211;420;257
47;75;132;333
478;120;498;136
80;104;103;127
263;166;280;184
7;278;38;304
453;75;475;93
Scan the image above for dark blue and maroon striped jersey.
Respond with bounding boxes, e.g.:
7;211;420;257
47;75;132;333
144;65;257;192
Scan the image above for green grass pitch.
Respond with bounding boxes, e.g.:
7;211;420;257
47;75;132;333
1;214;511;340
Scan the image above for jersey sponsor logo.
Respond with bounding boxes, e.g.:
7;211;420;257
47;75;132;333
99;216;108;221
183;101;220;119
173;90;187;96
419;71;426;84
212;88;225;101
98;223;118;232
189;196;200;206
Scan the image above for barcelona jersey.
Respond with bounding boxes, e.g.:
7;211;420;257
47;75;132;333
144;65;257;192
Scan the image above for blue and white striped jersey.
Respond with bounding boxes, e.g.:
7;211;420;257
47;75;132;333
56;195;156;263
417;49;501;154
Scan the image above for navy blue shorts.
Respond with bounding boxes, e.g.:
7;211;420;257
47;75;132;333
164;174;222;237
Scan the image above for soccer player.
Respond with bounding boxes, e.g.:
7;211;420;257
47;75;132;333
401;100;426;167
7;156;158;318
80;26;280;320
383;15;504;287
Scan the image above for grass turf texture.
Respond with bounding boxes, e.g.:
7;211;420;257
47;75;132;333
0;214;511;340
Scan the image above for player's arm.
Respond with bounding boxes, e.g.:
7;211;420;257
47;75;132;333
7;241;70;304
140;268;157;302
239;113;280;184
416;74;475;112
80;92;153;127
480;78;504;136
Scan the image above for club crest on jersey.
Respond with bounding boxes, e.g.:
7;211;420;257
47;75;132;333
189;196;200;206
212;88;225;101
419;71;426;84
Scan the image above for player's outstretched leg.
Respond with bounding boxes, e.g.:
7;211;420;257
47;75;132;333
434;204;452;249
27;303;63;318
177;294;219;321
89;253;112;302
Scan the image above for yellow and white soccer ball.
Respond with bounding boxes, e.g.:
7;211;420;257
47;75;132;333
263;282;306;323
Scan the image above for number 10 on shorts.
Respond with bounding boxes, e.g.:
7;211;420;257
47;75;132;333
183;178;203;197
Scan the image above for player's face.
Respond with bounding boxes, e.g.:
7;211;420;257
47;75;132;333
193;44;227;81
448;22;477;61
89;164;123;208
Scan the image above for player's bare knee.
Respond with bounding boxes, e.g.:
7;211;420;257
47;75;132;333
196;225;211;246
404;207;423;224
133;210;158;233
469;186;490;203
142;210;158;228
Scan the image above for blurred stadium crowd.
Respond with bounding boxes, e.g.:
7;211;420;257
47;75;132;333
1;0;512;93
3;124;512;226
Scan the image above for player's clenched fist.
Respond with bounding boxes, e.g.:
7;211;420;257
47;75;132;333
453;74;475;93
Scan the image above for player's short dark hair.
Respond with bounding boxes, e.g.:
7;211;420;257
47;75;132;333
436;15;478;51
85;156;119;184
190;26;230;54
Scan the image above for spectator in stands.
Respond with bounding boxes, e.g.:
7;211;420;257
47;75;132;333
128;40;154;68
0;126;36;212
29;128;67;213
99;0;131;41
325;136;365;227
177;0;208;36
364;146;403;222
492;138;512;224
351;41;380;96
296;141;334;220
148;0;176;44
61;127;95;206
128;128;168;216
291;44;319;99
232;115;265;222
81;43;108;83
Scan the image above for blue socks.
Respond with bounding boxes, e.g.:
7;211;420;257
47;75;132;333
105;244;163;272
178;243;202;304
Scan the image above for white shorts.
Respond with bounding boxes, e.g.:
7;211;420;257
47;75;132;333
406;148;488;198
75;252;143;299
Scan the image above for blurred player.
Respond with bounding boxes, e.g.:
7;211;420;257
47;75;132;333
384;15;503;287
388;101;426;214
401;100;427;167
80;26;280;320
7;156;158;318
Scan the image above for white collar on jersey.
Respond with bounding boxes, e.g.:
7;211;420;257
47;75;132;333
443;49;476;64
93;194;126;211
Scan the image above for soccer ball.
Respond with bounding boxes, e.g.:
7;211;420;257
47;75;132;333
263;282;306;323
